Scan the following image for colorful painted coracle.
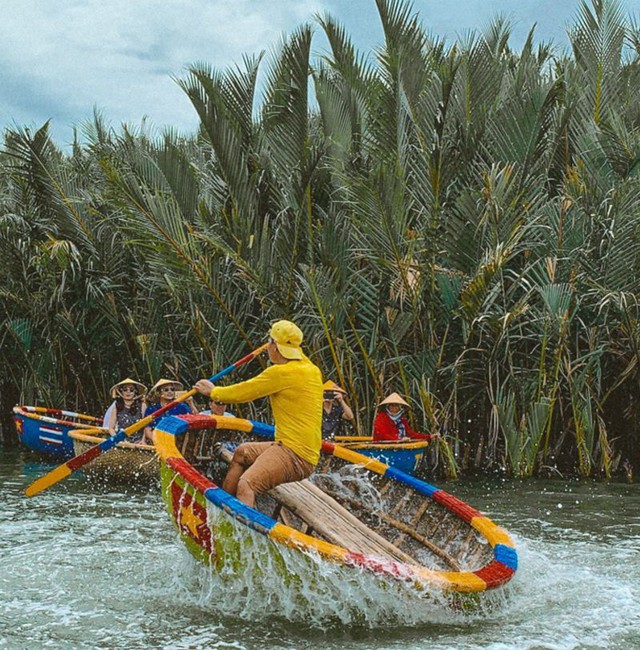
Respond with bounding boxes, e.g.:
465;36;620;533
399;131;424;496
333;435;430;475
154;413;518;600
14;405;159;484
13;405;106;459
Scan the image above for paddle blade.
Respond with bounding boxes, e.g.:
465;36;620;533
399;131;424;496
25;464;72;497
24;430;126;497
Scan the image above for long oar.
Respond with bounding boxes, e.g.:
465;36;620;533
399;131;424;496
25;343;268;497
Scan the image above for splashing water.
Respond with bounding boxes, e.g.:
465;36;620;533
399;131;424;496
2;451;638;649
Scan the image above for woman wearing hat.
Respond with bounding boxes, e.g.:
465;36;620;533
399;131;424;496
321;380;354;438
372;392;438;443
105;378;147;438
143;379;198;444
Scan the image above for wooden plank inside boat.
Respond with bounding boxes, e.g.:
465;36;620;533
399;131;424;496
184;429;495;573
219;446;429;567
270;479;419;565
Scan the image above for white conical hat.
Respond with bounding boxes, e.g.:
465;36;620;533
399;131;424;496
377;392;410;408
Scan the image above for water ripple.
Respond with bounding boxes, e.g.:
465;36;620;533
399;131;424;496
1;451;638;649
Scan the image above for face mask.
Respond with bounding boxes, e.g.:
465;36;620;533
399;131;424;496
386;407;404;421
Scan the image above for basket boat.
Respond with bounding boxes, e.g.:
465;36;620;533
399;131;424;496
13;405;105;459
333;435;430;475
154;413;518;598
69;431;160;485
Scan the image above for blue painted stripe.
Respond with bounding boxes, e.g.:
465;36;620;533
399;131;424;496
204;487;277;534
385;466;439;497
494;544;518;569
247;420;275;439
155;416;190;435
101;430;126;450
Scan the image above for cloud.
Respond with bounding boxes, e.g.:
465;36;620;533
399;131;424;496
0;0;327;144
2;0;637;146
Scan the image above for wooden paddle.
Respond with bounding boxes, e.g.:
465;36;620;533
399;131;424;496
25;343;268;497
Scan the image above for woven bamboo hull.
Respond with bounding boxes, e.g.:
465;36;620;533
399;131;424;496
71;432;160;485
13;405;105;459
154;414;518;596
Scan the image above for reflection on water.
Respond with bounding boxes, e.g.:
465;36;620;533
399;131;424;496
1;449;638;649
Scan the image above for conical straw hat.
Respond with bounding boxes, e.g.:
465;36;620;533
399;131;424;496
149;378;184;399
110;378;147;399
322;380;348;395
378;392;410;408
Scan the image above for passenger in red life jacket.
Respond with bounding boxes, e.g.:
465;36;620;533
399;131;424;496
372;392;439;443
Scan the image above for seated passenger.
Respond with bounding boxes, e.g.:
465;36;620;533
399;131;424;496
200;398;234;417
321;380;354;438
372;392;439;443
105;378;147;439
143;379;197;444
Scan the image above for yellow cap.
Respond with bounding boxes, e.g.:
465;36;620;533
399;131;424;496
323;380;347;395
269;320;303;360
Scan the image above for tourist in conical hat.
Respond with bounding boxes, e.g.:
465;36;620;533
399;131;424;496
373;392;439;443
194;319;323;508
143;378;197;444
321;380;354;438
105;378;147;437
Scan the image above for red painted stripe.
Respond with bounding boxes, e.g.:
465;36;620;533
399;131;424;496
177;414;219;431
321;440;336;454
473;561;515;589
68;445;102;470
344;551;411;579
432;491;482;522
234;351;257;367
40;427;63;434
167;457;217;492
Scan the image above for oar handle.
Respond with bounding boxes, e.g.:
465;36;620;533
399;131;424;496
121;342;270;438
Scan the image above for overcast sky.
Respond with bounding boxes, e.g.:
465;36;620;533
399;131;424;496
1;0;638;146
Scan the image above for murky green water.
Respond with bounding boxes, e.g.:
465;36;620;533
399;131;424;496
1;448;638;649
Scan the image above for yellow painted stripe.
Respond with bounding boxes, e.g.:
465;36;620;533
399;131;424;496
412;567;488;592
344;441;428;451
24;465;72;497
270;523;349;562
332;446;388;474
154;430;181;460
209;417;254;433
436;570;488;592
471;516;514;547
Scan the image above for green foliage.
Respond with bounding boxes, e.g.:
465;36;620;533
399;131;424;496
1;0;639;477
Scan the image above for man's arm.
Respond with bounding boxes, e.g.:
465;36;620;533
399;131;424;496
195;366;290;404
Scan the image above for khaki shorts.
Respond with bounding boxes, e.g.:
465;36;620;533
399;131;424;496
233;441;314;495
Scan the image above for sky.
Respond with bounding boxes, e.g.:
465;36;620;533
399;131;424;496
1;0;638;146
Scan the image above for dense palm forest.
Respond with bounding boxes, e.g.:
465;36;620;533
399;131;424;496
1;0;639;478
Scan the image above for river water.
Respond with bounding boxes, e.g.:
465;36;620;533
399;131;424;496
1;448;638;650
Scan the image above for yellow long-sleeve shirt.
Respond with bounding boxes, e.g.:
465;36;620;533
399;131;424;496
209;354;323;465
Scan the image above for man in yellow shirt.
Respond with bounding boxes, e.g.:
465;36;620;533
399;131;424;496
194;320;323;508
